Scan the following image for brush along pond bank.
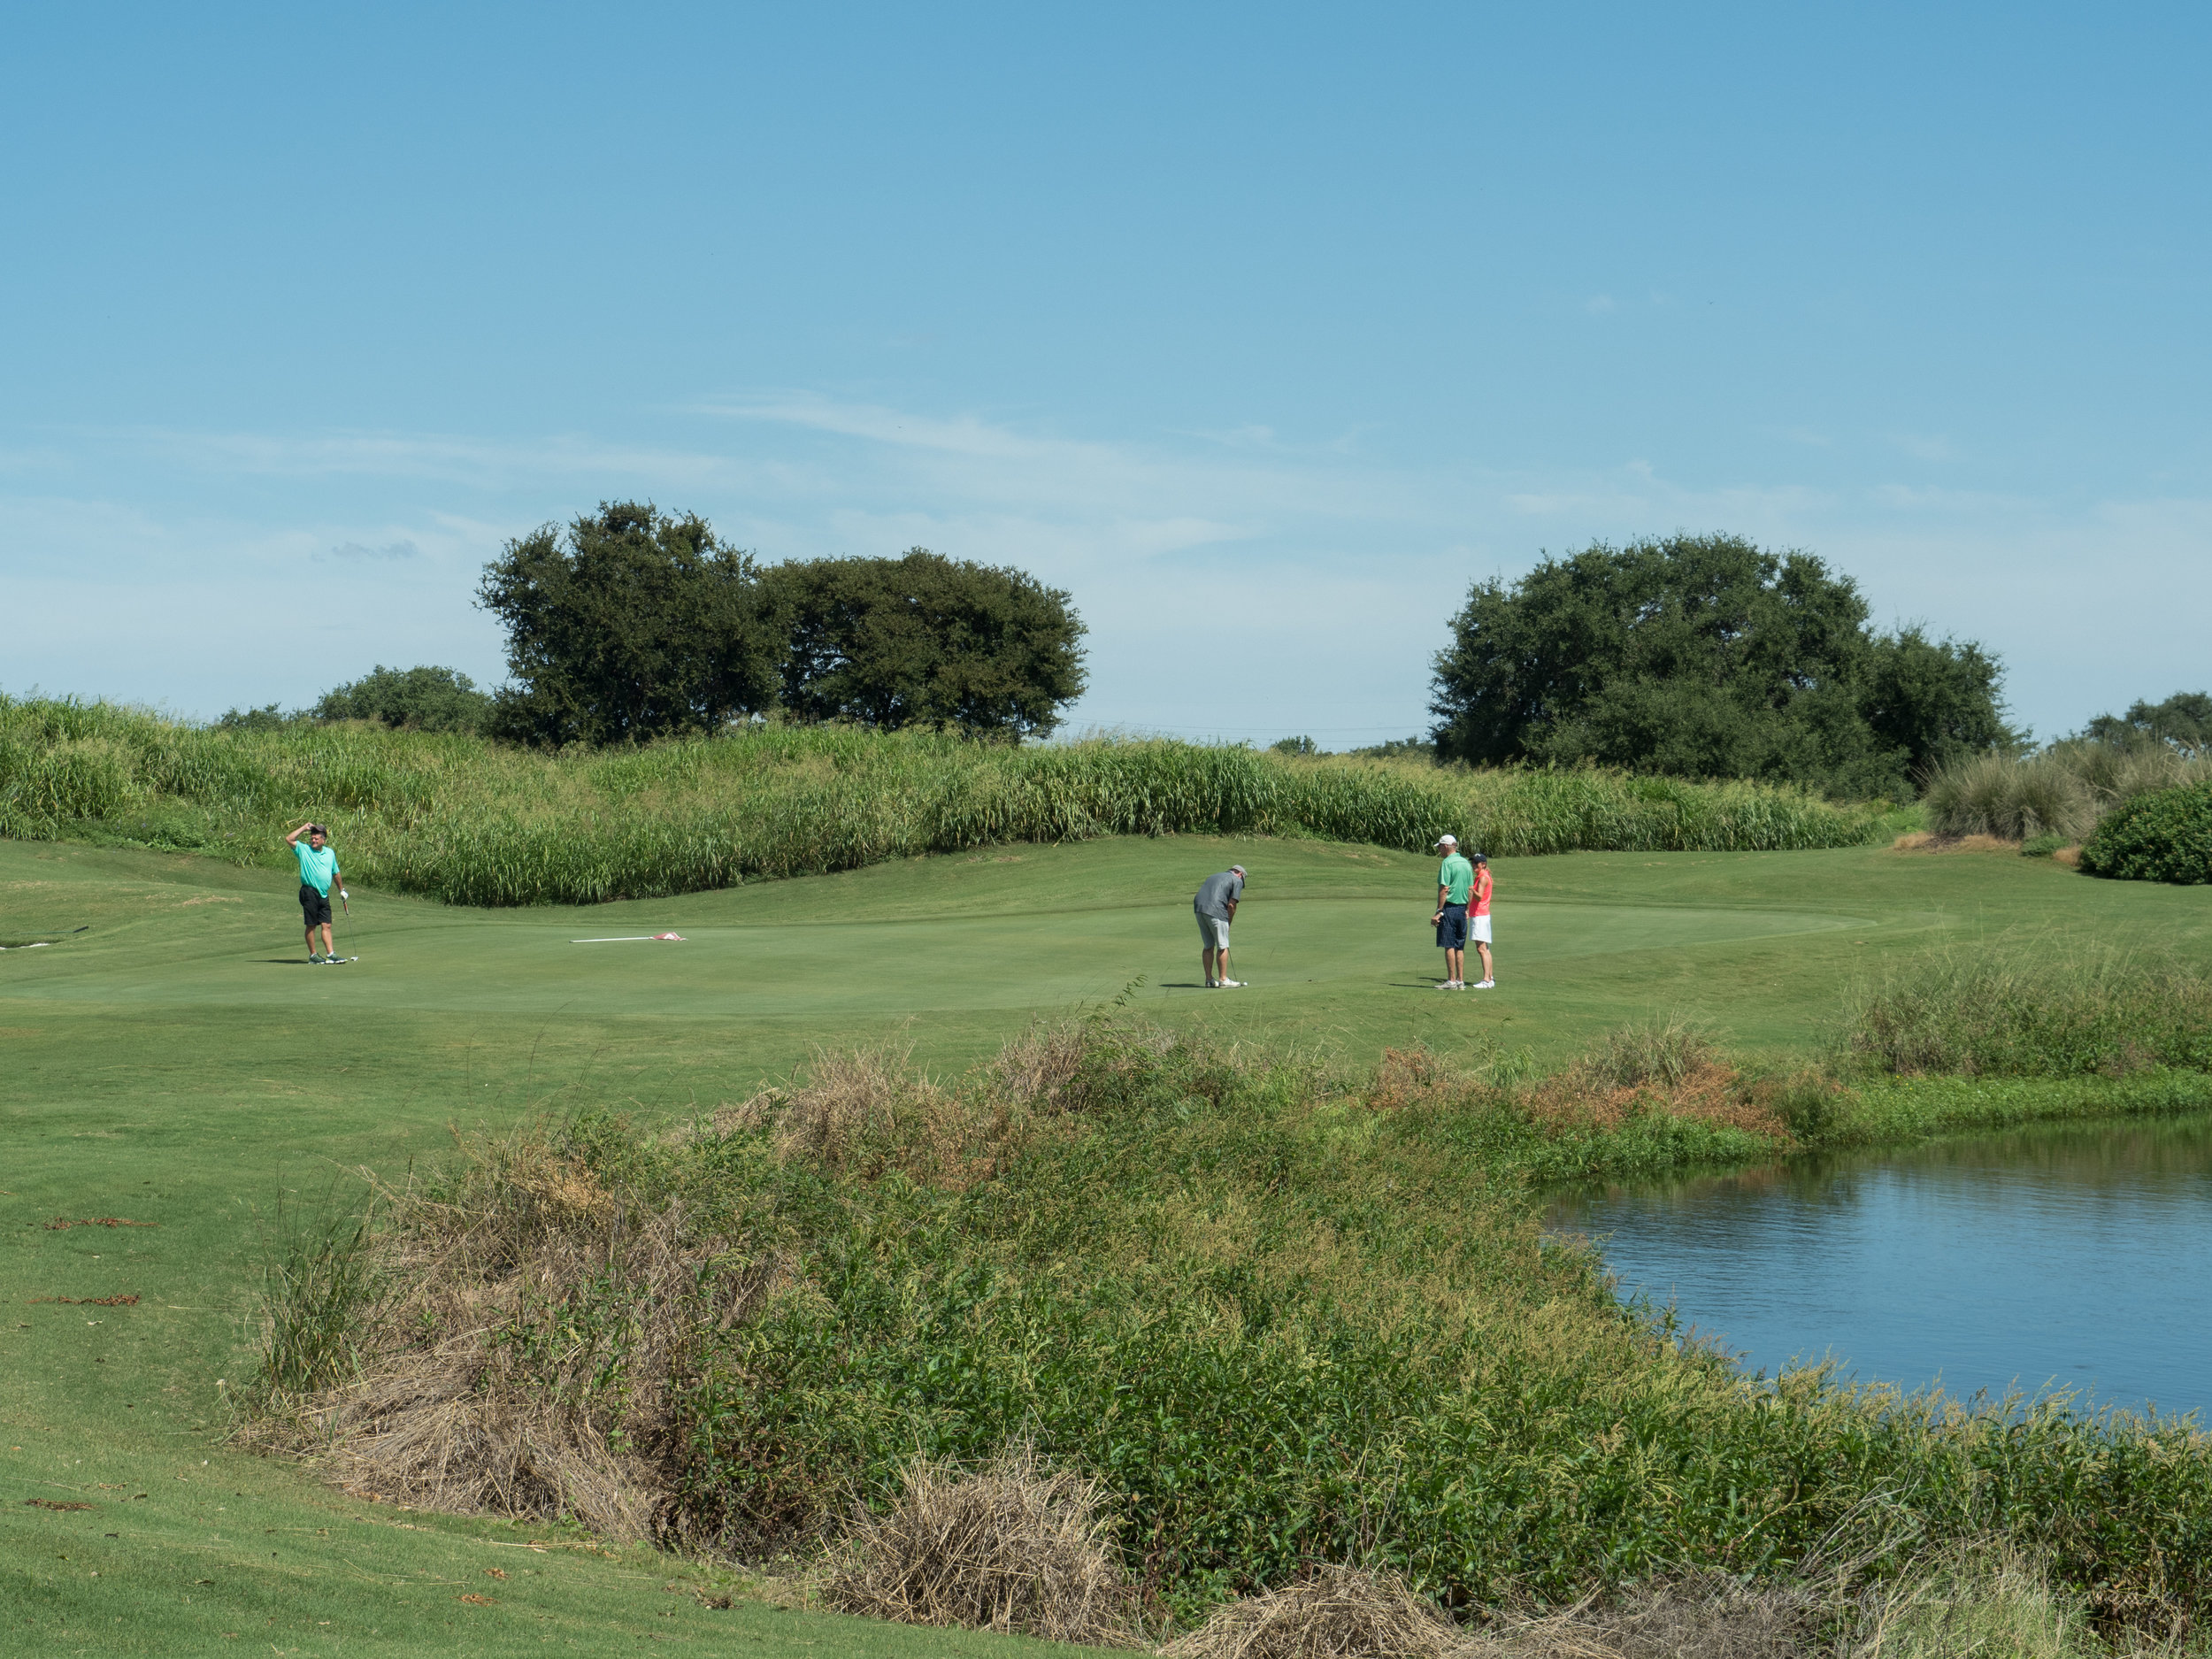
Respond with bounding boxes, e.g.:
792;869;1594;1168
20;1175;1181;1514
1;694;1893;906
253;1017;2212;1638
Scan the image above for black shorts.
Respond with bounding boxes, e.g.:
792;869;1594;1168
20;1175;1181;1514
300;884;332;926
1435;902;1468;949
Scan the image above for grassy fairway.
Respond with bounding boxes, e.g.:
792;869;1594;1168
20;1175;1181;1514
4;832;2210;1655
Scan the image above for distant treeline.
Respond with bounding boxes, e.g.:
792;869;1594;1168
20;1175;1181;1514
224;503;1085;746
0;696;1889;907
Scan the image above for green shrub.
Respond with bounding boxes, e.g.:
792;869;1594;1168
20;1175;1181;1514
0;694;1889;905
2078;780;2212;886
313;664;492;733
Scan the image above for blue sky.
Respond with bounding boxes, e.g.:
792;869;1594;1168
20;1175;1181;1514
4;4;2206;745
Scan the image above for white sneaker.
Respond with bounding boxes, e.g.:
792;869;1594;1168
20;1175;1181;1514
1473;979;1495;989
1435;979;1456;990
1217;979;1244;988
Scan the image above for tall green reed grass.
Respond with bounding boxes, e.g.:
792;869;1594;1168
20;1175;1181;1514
1842;944;2212;1079
0;694;1890;906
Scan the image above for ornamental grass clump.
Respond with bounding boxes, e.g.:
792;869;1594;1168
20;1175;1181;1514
1921;740;2212;845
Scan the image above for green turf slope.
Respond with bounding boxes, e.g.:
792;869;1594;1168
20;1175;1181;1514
4;832;2209;1655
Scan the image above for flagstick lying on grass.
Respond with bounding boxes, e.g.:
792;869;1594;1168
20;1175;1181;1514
569;933;687;943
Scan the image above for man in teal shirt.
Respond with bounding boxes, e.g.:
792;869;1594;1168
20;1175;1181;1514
1430;833;1474;989
285;820;347;964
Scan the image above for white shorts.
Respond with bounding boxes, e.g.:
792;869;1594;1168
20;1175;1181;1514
1196;914;1231;950
1471;914;1492;943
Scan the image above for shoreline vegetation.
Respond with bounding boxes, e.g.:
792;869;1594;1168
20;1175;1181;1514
0;693;1896;907
251;983;2212;1647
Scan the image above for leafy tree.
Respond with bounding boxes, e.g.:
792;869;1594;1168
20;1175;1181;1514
2081;691;2212;759
313;664;492;733
763;549;1086;739
477;502;778;746
1350;735;1435;762
214;703;301;732
1429;534;2012;795
1271;735;1319;756
1858;626;2021;777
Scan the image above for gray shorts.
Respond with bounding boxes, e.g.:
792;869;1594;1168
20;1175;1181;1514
1196;913;1231;950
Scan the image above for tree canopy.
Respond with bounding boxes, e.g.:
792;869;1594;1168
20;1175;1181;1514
477;502;780;746
313;664;491;733
1428;534;2014;795
763;549;1087;739
2080;691;2212;759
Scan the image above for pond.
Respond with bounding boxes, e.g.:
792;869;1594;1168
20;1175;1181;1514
1546;1112;2212;1421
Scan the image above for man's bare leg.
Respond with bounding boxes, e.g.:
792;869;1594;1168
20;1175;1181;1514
320;922;337;958
1445;946;1463;985
305;925;318;959
1202;946;1217;987
1217;949;1231;985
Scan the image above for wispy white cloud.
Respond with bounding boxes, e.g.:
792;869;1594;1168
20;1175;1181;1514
4;396;2208;743
323;538;420;562
1888;431;1956;464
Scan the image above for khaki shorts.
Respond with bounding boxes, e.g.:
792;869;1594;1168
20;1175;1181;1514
1196;914;1231;950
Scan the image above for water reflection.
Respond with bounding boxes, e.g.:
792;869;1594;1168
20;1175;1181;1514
1546;1114;2212;1419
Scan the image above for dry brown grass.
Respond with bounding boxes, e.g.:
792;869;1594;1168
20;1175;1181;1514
1466;1573;1830;1659
756;1041;1030;1188
1161;1565;1464;1659
1366;1047;1463;1114
269;1125;777;1541
1890;832;2019;855
1520;1023;1789;1141
976;1018;1092;1111
825;1444;1140;1645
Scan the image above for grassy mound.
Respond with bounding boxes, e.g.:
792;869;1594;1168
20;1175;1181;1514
2080;780;2212;886
0;694;1889;905
255;1018;2212;1637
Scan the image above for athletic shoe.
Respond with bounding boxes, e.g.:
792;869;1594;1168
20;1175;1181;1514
1217;979;1244;988
308;954;324;964
327;956;349;964
1473;979;1495;989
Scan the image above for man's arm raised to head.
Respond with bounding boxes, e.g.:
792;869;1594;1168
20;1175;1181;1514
285;820;314;847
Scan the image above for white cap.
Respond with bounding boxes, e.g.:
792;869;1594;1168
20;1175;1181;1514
1434;834;1457;847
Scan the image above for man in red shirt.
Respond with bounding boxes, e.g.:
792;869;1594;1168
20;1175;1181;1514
1469;852;1494;989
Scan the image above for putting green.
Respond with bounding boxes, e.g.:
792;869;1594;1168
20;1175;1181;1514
5;830;2209;1655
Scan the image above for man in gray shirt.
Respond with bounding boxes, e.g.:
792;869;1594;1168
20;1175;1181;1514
1194;865;1245;988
